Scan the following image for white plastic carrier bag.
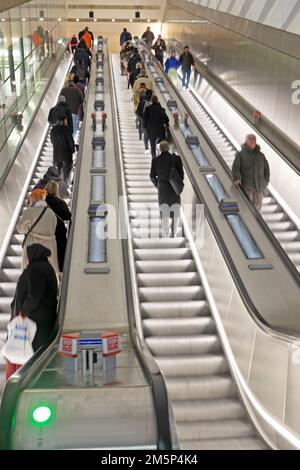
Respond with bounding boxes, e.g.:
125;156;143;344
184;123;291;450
0;315;37;365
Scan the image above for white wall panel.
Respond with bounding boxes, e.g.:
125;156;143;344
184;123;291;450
188;0;300;32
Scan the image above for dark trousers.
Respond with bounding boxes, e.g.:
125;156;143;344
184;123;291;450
56;160;72;183
138;118;149;149
182;69;191;89
149;137;159;159
156;55;164;67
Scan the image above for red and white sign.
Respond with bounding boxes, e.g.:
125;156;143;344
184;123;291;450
102;332;121;357
59;332;80;357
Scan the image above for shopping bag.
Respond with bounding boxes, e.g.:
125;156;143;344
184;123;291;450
0;315;37;365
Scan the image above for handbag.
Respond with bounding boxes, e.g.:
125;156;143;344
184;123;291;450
22;207;47;248
169;155;184;196
0;315;37;365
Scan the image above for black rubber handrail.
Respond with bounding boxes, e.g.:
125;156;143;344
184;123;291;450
0;56;92;450
108;52;173;450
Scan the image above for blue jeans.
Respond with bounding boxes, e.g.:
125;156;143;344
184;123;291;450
182;69;191;89
72;114;78;138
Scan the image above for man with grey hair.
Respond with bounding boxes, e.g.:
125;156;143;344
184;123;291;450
150;141;184;237
232;134;270;212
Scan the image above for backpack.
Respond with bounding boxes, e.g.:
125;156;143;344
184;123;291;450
71;36;78;45
76;64;86;81
1;315;37;365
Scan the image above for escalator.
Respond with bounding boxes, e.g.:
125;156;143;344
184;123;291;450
111;53;267;450
0;108;76;395
0;131;54;389
170;55;300;273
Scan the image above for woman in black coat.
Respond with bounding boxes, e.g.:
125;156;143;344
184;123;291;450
11;244;58;352
150;141;184;237
45;181;72;272
143;95;169;159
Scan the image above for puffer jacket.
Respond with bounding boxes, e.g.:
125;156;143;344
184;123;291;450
232;144;270;192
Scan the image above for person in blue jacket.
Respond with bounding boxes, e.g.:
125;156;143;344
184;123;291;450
120;28;132;46
165;51;180;82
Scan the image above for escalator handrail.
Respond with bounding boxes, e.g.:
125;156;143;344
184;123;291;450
139;46;300;343
0;60;92;450
169;39;300;177
108;53;173;450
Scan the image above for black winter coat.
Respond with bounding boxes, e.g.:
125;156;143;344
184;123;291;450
60;86;83;115
11;244;58;352
48;102;73;134
50;123;75;163
179;52;195;71
143;103;169;140
74;48;91;69
150;152;184;207
46;195;71;271
128;53;142;74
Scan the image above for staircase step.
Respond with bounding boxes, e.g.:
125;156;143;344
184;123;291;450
146;335;221;356
143;317;216;336
176;419;255;441
139;286;205;302
136;259;196;273
180;436;265;450
172;398;246;422
137;272;200;287
135;248;192;261
156;355;228;377
165;375;236;401
141;301;210;319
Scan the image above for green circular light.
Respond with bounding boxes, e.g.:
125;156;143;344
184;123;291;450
32;405;52;424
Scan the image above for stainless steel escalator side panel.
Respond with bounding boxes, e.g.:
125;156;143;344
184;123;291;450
182;193;300;449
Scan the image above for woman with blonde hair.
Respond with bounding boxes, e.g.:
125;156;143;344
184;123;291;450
17;189;59;274
45;181;71;272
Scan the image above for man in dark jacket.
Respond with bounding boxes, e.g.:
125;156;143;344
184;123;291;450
143;95;169;158
129;62;143;88
71;58;90;84
120;28;132;46
142;27;155;47
48;95;73;134
11;244;58;354
153;35;166;51
60;83;83;138
152;40;164;67
74;42;91;69
232;134;270;212
150;141;184;237
50;118;75;183
78;27;94;45
179;45;195;89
